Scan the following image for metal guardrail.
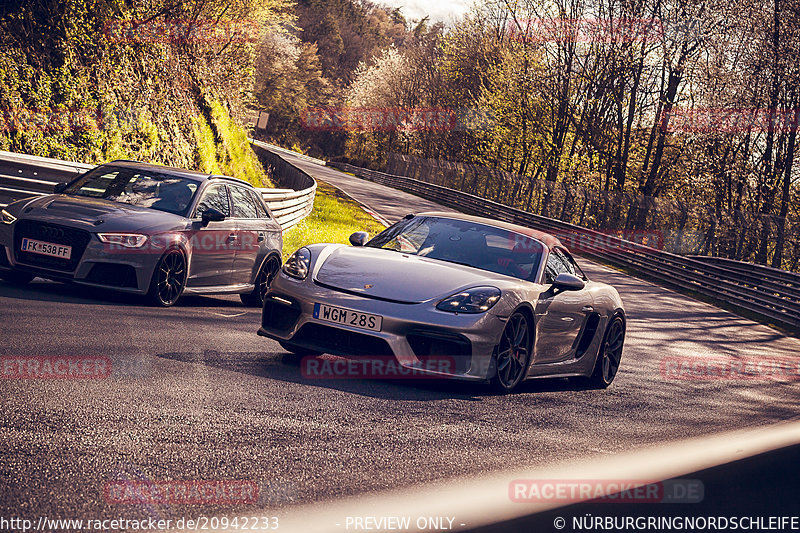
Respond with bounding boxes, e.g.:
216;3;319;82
0;151;94;208
0;148;316;233
251;140;317;231
689;255;800;287
329;162;800;334
252;140;326;166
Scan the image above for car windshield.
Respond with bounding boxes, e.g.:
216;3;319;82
366;216;545;281
63;166;200;216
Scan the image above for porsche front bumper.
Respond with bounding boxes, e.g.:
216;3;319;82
258;272;509;381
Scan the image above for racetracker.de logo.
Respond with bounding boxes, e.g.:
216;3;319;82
0;108;103;133
104;480;259;505
103;19;260;44
509;479;704;504
1;356;111;379
546;229;665;254
507;17;663;43
666;108;800;133
301;355;458;380
101;230;263;255
300;107;495;132
660;356;800;381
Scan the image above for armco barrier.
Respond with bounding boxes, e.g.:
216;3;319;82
251;141;317;231
0;147;315;233
329;161;800;334
689;255;800;287
253;140;326;166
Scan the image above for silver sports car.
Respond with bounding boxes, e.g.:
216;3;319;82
0;160;282;307
258;212;625;392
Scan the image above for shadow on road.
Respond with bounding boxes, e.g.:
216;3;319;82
0;279;248;308
154;348;590;401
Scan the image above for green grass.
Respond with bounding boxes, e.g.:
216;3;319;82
193;99;275;188
281;180;388;261
207;100;271;187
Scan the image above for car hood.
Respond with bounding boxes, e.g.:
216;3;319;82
314;246;502;304
17;194;185;232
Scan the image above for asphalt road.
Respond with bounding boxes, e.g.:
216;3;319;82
1;152;799;527
283;157;459;224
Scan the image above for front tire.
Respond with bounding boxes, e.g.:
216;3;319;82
586;314;625;388
240;255;280;307
147;248;187;307
490;311;532;393
0;270;35;285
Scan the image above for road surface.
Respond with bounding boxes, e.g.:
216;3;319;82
1;150;798;524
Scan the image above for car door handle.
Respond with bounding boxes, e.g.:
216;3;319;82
582;305;594;313
227;233;237;243
257;232;266;243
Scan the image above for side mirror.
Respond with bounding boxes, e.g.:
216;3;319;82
552;273;585;292
349;231;369;246
53;182;68;194
201;208;226;227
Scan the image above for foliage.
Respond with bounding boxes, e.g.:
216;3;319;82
0;0;285;185
5;0;798;269
334;0;800;271
253;0;413;156
281;179;387;261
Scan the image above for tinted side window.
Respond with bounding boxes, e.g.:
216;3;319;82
544;250;572;283
247;189;268;218
554;249;576;276
195;185;230;217
229;186;259;218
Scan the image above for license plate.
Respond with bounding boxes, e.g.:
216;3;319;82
313;303;383;332
21;238;72;259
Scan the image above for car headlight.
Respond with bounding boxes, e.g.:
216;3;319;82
1;209;16;224
436;286;501;314
97;233;148;248
283;247;311;280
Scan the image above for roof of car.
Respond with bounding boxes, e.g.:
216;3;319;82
103;160;253;187
415;211;564;250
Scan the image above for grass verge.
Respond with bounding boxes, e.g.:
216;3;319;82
281;180;388;262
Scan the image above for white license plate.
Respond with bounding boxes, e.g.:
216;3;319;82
313;303;383;332
21;238;72;259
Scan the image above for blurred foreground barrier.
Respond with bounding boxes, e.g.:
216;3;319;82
229;420;800;533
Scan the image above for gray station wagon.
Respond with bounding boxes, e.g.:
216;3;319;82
0;160;283;306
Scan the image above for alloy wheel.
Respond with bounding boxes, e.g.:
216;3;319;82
153;249;186;306
493;311;531;391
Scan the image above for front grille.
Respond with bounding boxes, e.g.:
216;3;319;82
85;263;138;288
292;323;393;356
407;330;472;374
13;220;91;272
262;295;302;331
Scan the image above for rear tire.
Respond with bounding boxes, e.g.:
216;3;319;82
241;255;281;307
586;314;625;389
490;311;532;393
0;270;35;285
